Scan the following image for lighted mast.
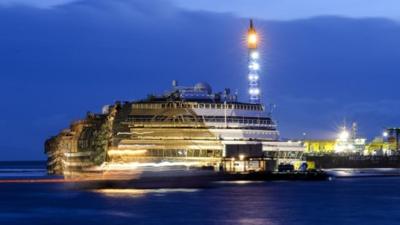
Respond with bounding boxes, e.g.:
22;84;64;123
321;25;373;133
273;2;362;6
247;19;260;103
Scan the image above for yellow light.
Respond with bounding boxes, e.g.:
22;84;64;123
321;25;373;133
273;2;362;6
239;154;245;160
248;33;257;44
107;149;147;156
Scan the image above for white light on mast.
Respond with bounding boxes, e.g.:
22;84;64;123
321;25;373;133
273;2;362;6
247;19;261;104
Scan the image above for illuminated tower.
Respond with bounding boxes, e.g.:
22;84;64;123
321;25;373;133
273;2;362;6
247;19;260;103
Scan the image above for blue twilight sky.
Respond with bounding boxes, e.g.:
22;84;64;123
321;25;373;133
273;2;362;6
1;0;400;160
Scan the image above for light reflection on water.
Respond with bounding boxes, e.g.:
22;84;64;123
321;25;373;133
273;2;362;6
215;180;265;185
93;188;199;197
2;177;400;225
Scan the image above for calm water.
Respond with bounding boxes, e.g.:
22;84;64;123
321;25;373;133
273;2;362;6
0;162;399;225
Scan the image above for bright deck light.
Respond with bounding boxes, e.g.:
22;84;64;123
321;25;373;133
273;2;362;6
250;62;259;70
251;51;259;59
249;88;260;95
248;74;259;81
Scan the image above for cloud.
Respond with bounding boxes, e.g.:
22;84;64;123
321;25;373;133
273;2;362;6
172;0;400;21
0;0;77;8
342;100;400;117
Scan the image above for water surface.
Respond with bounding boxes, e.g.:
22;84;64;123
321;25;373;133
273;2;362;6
0;162;399;225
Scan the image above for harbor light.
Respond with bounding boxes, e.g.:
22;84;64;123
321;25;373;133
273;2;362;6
383;131;389;137
338;130;350;140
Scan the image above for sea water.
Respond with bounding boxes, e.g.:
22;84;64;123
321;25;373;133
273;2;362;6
0;161;399;225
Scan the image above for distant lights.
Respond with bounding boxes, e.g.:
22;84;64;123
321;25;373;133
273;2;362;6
383;131;389;137
338;130;350;140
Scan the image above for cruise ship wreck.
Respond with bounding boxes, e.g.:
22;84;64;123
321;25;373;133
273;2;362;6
45;81;303;177
44;20;304;178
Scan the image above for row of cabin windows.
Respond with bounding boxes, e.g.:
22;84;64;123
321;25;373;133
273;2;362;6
132;103;263;111
145;149;222;158
127;115;274;125
264;151;303;159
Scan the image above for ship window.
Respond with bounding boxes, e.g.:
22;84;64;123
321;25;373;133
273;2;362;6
200;150;207;157
211;104;215;109
216;104;221;109
214;150;222;157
